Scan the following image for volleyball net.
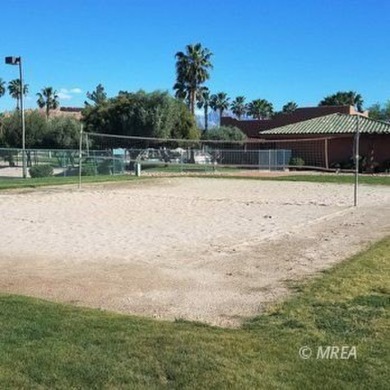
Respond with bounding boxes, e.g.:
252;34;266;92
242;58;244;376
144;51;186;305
79;131;351;176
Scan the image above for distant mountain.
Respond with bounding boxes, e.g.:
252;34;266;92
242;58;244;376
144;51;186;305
196;110;220;129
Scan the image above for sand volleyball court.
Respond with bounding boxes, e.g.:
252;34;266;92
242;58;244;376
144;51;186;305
1;178;389;326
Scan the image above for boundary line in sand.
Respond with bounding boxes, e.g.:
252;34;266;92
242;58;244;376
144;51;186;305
213;207;355;253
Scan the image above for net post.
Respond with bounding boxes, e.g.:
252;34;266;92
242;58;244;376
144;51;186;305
324;138;329;169
78;124;83;190
354;116;360;207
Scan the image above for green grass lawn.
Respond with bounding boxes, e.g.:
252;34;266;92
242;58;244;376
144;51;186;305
256;173;390;186
0;174;146;191
1;238;389;389
0;171;389;191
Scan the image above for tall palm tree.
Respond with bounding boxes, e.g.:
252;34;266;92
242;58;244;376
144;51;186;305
319;91;364;112
8;79;29;110
173;80;190;107
231;96;246;120
247;99;273;120
36;87;60;119
0;79;5;142
0;78;6;99
282;101;298;114
196;87;211;132
174;43;213;115
210;92;230;125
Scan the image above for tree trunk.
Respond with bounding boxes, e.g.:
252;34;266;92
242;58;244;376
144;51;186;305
190;90;196;115
204;106;208;132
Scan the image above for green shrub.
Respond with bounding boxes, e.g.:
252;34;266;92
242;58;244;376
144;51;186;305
330;162;341;170
29;164;53;178
201;126;246;142
340;159;354;170
97;159;112;175
5;152;16;167
81;164;97;176
289;157;305;167
381;158;390;172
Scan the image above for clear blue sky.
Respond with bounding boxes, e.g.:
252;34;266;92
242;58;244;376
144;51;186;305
1;0;389;112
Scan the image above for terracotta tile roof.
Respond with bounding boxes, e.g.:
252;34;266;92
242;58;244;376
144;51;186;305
260;114;390;135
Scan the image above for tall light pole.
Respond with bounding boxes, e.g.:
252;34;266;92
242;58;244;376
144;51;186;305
5;56;27;178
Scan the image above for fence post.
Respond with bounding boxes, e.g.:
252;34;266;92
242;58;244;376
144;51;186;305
78;125;83;190
269;149;271;171
354;116;360;207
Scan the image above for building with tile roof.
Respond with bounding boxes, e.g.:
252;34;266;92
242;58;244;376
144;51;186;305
221;105;368;138
259;113;390;172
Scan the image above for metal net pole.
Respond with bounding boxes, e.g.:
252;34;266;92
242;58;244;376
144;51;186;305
354;116;360;207
78;125;83;190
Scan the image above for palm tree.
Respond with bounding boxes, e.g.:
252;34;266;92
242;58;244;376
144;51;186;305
174;43;213;115
210;92;230;125
247;99;273;120
8;79;29;110
36;87;60;119
0;78;5;99
197;87;211;132
282;101;298;114
85;83;107;106
173;80;190;107
231;96;246;120
319;91;364;112
0;79;5;142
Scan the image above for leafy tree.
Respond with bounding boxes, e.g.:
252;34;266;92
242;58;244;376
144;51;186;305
82;90;198;146
44;117;81;148
174;43;213;115
1;110;48;148
382;101;390;120
282;101;298;114
8;79;29;110
319;91;364;112
196;86;211;132
171;101;200;140
210;92;230;125
0;113;4;146
201;125;246;141
1;110;81;149
36;87;60;119
368;103;383;120
231;96;246;120
368;101;390;122
0;78;5;98
247;99;273;119
85;84;107;105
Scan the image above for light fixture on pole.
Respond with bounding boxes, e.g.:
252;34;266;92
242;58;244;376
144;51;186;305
5;56;27;179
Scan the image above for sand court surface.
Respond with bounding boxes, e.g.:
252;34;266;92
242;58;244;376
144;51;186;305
1;178;389;326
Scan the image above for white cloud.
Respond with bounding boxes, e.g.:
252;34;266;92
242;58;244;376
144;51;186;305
57;87;82;101
58;91;72;100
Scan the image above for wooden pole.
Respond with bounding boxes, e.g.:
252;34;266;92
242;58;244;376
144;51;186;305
324;138;329;169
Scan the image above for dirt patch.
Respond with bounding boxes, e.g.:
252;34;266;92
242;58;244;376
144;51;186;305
1;178;389;327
